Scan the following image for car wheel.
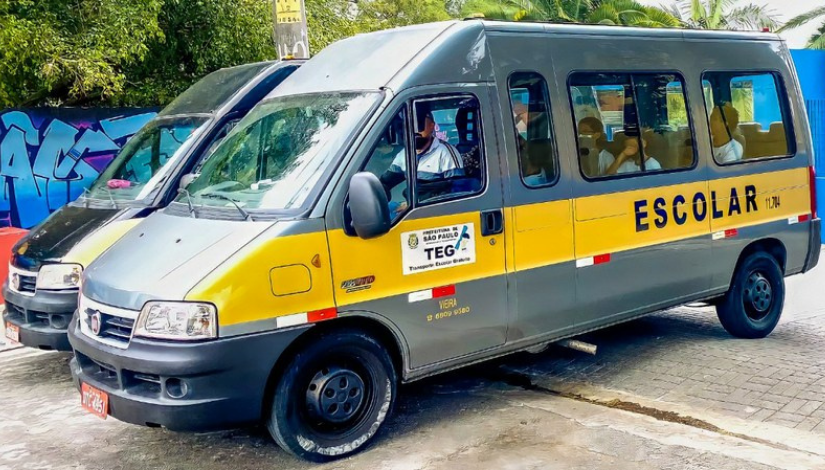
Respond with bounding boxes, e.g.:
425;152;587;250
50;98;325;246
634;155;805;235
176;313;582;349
266;329;396;462
716;252;785;339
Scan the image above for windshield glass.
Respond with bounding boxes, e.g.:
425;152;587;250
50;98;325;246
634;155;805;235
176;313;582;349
87;116;210;202
160;62;273;116
182;92;380;211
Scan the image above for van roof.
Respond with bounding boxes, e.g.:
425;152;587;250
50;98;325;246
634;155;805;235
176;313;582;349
268;20;782;99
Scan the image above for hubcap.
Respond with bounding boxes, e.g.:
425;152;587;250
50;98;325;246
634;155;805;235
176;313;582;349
306;366;366;424
744;271;773;320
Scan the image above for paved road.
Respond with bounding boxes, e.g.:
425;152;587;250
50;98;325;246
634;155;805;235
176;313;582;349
504;259;825;434
1;253;824;469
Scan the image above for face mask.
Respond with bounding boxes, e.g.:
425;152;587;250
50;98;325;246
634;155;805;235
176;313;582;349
516;120;527;135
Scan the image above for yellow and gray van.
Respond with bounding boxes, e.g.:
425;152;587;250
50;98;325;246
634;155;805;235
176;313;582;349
3;60;300;351
68;20;819;461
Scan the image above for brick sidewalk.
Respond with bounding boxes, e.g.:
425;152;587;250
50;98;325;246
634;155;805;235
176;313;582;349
502;263;825;435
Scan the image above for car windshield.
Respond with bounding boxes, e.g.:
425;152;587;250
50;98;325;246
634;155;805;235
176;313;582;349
182;91;381;212
87;115;210;203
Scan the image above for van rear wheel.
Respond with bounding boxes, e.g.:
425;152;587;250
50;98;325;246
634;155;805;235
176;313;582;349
716;252;785;339
266;329;396;462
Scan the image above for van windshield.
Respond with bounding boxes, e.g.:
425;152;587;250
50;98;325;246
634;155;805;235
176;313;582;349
182;91;381;212
87;115;210;203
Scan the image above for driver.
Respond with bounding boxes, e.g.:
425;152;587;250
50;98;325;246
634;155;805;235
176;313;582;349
379;111;463;210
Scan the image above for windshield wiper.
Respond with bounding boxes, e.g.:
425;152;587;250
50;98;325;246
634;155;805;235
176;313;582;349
79;186;117;209
200;192;255;221
177;188;198;218
101;187;119;209
80;187;92;208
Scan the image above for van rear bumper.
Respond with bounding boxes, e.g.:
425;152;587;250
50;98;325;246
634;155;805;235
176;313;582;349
2;281;75;351
68;318;310;431
803;218;821;273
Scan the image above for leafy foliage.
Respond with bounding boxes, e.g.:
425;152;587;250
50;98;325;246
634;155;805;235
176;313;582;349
460;0;680;27
0;0;164;107
778;5;825;50
671;0;779;31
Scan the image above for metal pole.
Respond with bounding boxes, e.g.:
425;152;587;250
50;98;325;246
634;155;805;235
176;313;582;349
272;0;310;59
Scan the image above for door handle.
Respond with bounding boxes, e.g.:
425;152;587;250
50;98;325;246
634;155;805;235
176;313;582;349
481;209;504;236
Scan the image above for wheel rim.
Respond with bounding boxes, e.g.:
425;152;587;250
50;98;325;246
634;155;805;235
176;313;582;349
743;270;773;321
304;363;372;433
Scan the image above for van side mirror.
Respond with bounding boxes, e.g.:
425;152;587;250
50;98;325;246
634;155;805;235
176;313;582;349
349;172;391;239
179;173;197;190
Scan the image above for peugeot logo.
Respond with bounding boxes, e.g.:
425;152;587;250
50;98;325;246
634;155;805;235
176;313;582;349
90;311;102;336
10;273;20;291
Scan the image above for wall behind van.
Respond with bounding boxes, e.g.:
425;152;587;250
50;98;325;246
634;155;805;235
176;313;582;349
0;108;157;229
791;49;825;244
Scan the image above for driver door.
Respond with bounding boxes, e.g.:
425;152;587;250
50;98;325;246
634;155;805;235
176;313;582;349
325;87;509;370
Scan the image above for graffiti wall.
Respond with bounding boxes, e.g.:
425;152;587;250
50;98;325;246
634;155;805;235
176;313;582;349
0;108;157;229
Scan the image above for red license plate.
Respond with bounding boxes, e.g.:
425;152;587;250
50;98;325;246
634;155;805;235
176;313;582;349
80;382;109;419
4;324;19;344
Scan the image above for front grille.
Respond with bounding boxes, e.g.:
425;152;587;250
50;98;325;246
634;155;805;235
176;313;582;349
75;351;164;397
78;294;138;349
8;265;38;295
82;309;136;345
4;302;71;330
76;352;121;389
5;303;25;322
100;314;135;341
17;275;36;293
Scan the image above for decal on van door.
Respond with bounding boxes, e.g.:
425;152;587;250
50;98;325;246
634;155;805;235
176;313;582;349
401;223;476;274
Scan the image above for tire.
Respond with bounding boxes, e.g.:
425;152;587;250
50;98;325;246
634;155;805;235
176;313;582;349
266;329;397;462
716;252;785;339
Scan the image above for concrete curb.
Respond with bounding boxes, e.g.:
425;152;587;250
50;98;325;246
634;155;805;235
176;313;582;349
553;382;825;459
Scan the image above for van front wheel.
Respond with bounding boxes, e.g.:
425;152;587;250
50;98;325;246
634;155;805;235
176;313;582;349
716;252;785;339
266;329;396;462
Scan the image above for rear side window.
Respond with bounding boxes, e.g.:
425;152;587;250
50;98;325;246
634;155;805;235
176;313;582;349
508;71;557;187
702;72;794;164
570;72;695;179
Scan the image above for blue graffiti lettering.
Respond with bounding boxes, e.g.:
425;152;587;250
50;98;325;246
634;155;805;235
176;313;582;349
0;110;157;228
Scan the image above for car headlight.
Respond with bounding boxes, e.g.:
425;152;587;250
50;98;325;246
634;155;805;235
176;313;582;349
36;264;83;290
134;301;217;340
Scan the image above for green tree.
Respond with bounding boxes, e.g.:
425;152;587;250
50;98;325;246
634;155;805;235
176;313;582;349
0;0;164;107
357;0;453;29
670;0;779;31
778;6;825;50
305;0;363;53
115;0;278;106
462;0;680;27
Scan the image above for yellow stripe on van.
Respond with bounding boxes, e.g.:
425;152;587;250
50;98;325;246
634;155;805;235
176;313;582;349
575;167;809;259
64;219;143;268
186;230;335;327
328;211;507;308
186;167;812;329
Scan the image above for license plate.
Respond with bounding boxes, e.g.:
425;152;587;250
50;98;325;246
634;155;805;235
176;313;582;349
4;324;19;344
80;382;109;420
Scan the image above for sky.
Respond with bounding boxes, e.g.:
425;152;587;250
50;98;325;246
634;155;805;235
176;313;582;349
638;0;821;49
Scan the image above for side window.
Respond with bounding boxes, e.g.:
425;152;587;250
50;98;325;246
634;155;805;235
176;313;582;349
702;72;793;164
361;108;411;221
570;72;695;179
411;95;484;206
508;71;556;187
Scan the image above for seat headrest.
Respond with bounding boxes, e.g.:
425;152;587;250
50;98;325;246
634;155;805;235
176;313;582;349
455;107;478;144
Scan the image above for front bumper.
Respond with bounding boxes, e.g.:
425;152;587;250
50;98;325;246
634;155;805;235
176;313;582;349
2;280;76;351
68;318;311;432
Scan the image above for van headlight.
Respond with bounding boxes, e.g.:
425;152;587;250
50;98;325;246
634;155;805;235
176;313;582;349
36;264;83;290
134;302;217;340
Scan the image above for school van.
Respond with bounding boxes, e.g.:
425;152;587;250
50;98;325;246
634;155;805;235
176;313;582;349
3;60;301;351
68;20;819;461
